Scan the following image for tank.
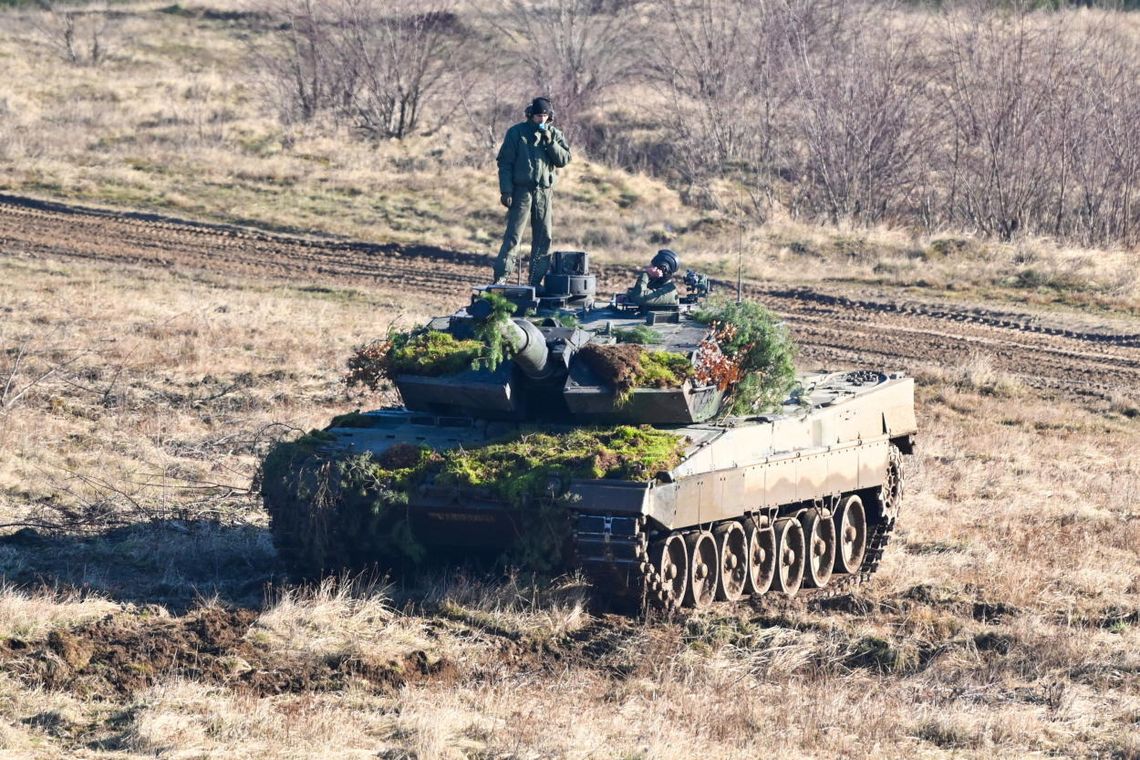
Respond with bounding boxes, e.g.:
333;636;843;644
261;251;917;611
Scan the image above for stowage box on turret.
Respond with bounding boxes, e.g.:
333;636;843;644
261;252;917;611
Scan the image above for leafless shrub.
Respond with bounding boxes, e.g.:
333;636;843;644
30;2;116;66
339;3;467;139
453;63;525;159
784;2;933;226
650;0;788;205
934;8;1073;241
249;0;466;139
489;0;646;144
246;0;350;125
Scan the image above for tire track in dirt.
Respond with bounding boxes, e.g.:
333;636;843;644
2;193;1138;404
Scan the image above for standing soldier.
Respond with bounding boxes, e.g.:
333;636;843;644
493;97;572;287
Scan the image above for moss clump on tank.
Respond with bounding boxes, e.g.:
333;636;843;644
386;330;484;376
260;425;687;575
637;351;694;387
436;425;685;502
578;344;694;401
345;330;483;391
327;410;375;428
344;293;518;391
694;298;798;415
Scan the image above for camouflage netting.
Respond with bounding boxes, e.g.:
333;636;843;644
260;425;688;578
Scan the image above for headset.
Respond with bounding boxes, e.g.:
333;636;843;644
524;98;555;121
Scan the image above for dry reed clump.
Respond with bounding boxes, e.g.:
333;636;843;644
420;570;591;643
248;576;442;672
0;585;118;640
925;353;1026;397
123;678;386;757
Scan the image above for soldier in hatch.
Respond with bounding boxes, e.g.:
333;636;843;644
626;249;681;307
492;97;572;287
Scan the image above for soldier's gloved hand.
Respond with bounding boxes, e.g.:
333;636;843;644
500;194;512;208
541;129;553;144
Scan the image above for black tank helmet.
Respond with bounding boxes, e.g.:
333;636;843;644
651;249;679;277
525;97;554;118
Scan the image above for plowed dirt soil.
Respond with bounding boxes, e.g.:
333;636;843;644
3;193;1136;405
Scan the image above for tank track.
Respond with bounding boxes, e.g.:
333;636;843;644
572;446;906;613
573;510;897;613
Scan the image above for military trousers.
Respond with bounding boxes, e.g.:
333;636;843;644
494;186;552;287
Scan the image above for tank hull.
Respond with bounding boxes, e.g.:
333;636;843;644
266;370;915;609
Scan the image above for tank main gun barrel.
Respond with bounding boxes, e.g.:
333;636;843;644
468;300;553;379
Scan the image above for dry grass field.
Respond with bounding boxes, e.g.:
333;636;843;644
0;2;1137;316
1;1;1139;758
0;244;1137;758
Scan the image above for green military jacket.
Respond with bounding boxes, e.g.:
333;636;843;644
626;272;679;307
497;122;572;195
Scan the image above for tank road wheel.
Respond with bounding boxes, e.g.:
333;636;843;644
714;522;748;602
649;533;688;610
833;495;868;574
744;523;776;596
683;531;719;609
772;518;805;596
800;510;836;589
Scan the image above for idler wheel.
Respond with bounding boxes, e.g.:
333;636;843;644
800;509;836;589
744;522;776;596
650;533;688;610
713;522;748;602
833;495;868;574
881;444;905;520
772;518;805;596
683;530;719;609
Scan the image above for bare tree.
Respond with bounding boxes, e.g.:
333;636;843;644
1060;20;1140;245
648;0;791;209
31;2;116;66
785;2;932;225
249;0;465;139
933;8;1070;240
247;0;348;124
341;3;466;139
490;0;645;142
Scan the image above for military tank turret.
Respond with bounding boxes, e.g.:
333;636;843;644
261;251;916;610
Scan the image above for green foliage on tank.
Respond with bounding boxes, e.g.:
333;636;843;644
470;291;520;371
386;331;484;376
694;298;797;415
260;424;688;576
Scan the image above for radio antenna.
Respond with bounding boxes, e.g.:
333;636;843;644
736;189;744;303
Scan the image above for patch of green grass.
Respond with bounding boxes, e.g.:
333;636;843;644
613;325;661;344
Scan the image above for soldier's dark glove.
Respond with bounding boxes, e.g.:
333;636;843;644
541;130;554;144
500;194;512;208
